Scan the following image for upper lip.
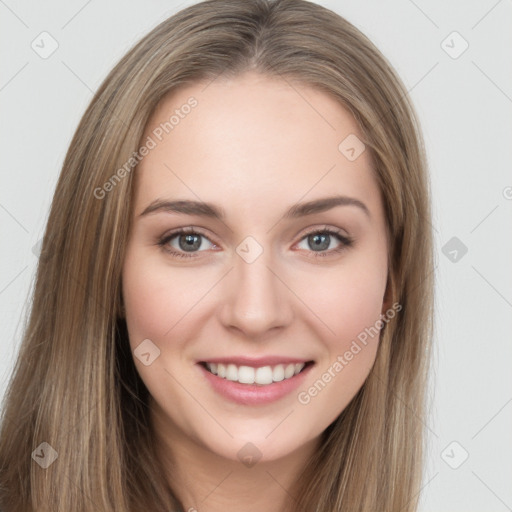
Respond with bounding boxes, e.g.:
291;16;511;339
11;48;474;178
199;356;313;367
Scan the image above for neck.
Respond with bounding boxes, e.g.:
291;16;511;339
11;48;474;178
150;401;320;512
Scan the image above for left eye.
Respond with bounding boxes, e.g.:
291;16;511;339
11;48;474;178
296;230;348;253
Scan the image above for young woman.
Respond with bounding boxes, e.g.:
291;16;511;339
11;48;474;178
0;0;434;510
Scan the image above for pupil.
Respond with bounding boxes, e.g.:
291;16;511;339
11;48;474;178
310;233;329;251
180;234;201;251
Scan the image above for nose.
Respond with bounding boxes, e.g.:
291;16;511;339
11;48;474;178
218;249;294;339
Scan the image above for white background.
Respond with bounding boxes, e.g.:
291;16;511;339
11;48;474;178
1;1;511;510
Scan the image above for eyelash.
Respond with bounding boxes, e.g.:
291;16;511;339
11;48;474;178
156;226;353;260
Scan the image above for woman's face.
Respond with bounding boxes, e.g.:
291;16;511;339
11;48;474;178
122;71;390;464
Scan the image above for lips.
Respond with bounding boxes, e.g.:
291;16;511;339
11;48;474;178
197;359;315;405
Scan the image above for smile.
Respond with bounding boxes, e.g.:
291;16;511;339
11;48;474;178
204;361;308;385
197;359;315;405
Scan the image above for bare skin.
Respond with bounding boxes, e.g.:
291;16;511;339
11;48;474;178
121;71;390;512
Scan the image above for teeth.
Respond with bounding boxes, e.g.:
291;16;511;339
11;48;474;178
238;366;255;384
284;363;295;379
226;364;238;381
273;364;285;382
255;366;273;385
205;362;307;385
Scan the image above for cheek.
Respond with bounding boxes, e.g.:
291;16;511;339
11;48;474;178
122;248;208;345
299;259;387;347
121;253;206;406
292;259;387;427
122;266;173;346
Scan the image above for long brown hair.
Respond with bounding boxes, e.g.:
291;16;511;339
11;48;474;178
0;1;434;510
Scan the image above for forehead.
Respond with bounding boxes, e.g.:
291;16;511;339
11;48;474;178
134;71;381;219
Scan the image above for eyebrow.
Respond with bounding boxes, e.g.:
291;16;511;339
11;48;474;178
138;195;371;220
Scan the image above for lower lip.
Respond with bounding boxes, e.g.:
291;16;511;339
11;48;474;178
198;363;314;405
